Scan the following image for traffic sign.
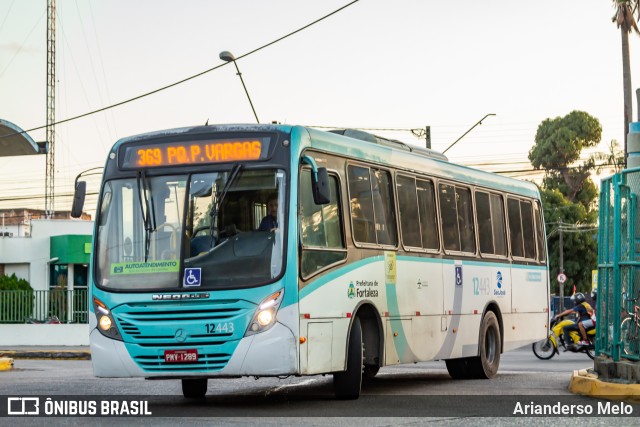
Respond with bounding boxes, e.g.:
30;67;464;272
557;273;567;283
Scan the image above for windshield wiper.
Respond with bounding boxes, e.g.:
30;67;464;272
209;164;243;244
137;171;157;262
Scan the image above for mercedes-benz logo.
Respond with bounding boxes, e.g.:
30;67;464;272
174;328;187;342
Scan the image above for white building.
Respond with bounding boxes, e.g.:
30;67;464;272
0;218;94;291
0;217;94;346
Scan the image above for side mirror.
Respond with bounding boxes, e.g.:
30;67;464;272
71;181;86;218
312;167;330;205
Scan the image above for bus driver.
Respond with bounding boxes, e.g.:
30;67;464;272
258;193;278;232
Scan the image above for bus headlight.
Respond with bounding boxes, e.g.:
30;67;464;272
93;297;123;341
99;315;112;331
245;290;283;336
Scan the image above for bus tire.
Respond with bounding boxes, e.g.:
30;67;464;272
470;311;501;379
333;317;363;399
182;378;208;398
445;357;474;379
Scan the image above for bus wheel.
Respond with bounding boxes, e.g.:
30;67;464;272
470;311;501;379
182;378;208;398
333;317;363;399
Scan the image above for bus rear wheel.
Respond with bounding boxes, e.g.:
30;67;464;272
445;311;501;379
333;317;363;399
471;311;501;378
182;378;208;398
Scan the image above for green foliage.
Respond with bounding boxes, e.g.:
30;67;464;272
530;111;602;294
541;189;597;294
0;274;33;323
0;273;32;291
529;110;602;170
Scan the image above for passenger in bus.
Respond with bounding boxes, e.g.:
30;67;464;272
258;193;278;231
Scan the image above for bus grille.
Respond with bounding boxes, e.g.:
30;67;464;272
113;299;254;372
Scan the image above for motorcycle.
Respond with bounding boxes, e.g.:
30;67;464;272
532;315;596;360
24;315;61;324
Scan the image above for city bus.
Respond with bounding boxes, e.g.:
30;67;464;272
72;124;549;399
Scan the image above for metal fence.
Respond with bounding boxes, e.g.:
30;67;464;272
0;289;88;324
598;168;640;361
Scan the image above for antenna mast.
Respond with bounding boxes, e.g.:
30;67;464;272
45;0;56;217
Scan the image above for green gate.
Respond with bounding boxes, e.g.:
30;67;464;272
598;169;640;361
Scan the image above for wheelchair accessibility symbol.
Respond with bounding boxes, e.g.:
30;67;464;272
183;268;202;287
455;266;463;286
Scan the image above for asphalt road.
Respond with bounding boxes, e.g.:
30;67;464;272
1;346;638;426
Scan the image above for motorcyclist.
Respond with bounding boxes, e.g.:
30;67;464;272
553;292;592;350
577;289;597;346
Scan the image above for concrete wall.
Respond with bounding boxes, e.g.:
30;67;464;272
0;324;89;346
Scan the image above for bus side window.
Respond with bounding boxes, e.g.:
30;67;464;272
300;170;346;278
371;169;397;246
476;191;494;254
520;200;536;259
397;175;421;248
416;179;439;250
476;191;507;257
456;187;475;254
507;198;524;258
347;165;376;244
490;193;507;256
439;183;460;252
534;202;546;262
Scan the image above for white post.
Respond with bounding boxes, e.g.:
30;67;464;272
67;263;74;323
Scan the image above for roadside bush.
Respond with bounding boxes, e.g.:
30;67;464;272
0;274;34;323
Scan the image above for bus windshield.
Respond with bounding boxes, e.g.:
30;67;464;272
95;168;286;291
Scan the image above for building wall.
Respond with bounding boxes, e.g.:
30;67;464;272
4;263;30;282
0;219;94;291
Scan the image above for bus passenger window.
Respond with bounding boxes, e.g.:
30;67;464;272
347;165;376;244
372;169;397;246
397;175;421;248
507;198;524;258
476;191;507;257
439;184;460;252
534;202;546;262
520;200;536;259
476;191;494;254
417;179;439;250
456;187;475;253
490;194;507;256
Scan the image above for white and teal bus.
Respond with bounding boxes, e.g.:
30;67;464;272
72;124;549;399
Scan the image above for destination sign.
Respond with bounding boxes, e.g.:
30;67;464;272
120;137;271;169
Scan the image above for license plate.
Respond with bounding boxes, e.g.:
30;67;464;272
164;349;198;363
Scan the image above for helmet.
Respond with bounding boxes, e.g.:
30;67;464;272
591;289;597;301
574;292;586;304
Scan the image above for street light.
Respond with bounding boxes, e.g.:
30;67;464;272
442;113;496;154
219;51;260;123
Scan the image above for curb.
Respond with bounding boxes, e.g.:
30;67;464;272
569;369;640;402
0;357;14;371
0;350;91;360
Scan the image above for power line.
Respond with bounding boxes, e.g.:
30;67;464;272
1;0;361;140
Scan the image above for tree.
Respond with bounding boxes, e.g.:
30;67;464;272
612;0;639;166
529;111;602;293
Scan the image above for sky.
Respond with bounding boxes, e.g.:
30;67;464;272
0;0;638;216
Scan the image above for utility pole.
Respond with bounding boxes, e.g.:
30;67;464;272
45;0;56;217
425;126;431;149
558;227;564;307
